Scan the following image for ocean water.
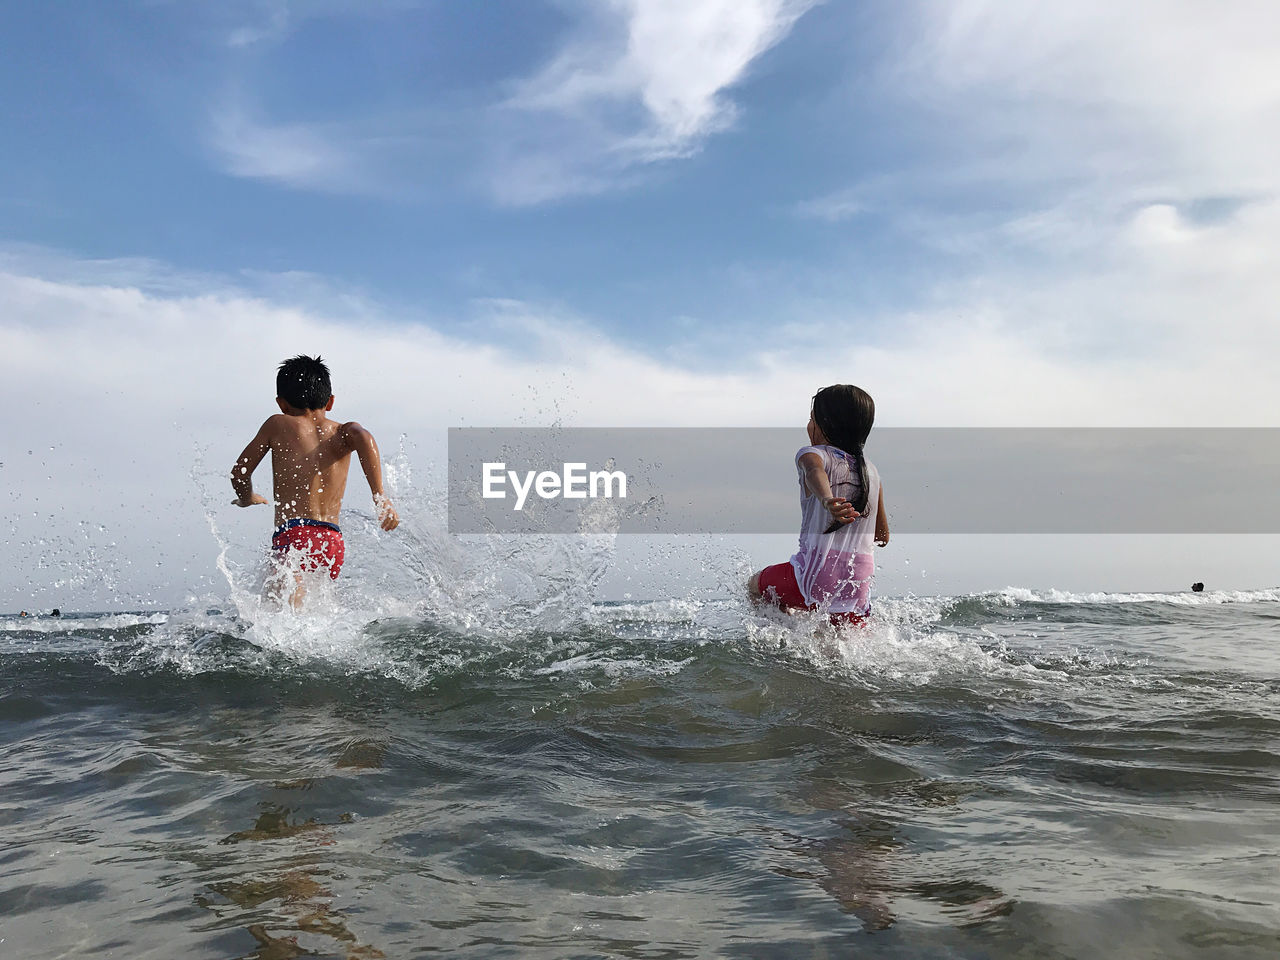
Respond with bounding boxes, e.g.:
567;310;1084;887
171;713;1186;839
2;506;1279;958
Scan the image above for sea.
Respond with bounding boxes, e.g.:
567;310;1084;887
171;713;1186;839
2;508;1278;958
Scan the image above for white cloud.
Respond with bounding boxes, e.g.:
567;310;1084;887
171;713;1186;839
780;0;1280;378
792;187;865;222
201;0;817;203
911;0;1280;150
515;0;816;153
795;1;1280;249
218;0;423;49
493;0;819;203
209;101;362;192
227;0;289;48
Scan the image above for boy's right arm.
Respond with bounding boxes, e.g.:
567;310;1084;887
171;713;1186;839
230;419;274;507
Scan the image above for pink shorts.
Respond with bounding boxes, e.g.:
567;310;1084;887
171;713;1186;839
756;561;868;626
271;519;345;579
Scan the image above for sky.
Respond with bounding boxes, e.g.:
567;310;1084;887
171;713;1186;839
3;0;1280;609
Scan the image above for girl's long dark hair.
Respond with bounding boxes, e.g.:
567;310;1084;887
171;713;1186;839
812;384;875;516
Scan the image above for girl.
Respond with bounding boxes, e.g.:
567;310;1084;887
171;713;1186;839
749;384;889;623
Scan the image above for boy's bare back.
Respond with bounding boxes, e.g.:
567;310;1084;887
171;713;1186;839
264;412;349;526
243;413;369;526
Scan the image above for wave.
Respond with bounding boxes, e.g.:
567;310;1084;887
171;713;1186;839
10;587;1263;698
0;590;1256;725
0;611;168;633
989;586;1280;606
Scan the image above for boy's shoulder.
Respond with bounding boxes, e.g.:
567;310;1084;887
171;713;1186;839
258;413;295;435
326;419;372;452
336;419;371;439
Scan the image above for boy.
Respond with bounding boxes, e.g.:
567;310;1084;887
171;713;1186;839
231;355;399;607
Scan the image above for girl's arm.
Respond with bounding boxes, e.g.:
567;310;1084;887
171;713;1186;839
799;452;858;526
874;486;889;546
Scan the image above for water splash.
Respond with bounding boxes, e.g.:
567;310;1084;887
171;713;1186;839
112;445;625;682
743;593;1049;688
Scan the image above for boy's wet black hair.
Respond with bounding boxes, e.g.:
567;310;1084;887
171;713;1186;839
277;355;332;410
812;384;875;514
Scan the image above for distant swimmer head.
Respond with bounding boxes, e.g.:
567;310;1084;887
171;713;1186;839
276;355;334;412
1191;582;1205;592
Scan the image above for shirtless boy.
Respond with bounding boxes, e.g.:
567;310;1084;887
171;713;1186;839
231;355;400;607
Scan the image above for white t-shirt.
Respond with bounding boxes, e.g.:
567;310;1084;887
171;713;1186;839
788;444;879;615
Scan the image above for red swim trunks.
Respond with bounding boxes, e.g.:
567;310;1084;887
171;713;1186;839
271;519;345;579
756;561;868;626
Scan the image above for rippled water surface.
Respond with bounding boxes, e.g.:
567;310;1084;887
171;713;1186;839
3;581;1278;959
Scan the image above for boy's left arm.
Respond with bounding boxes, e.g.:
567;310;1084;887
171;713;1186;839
231;419;273;507
344;423;399;531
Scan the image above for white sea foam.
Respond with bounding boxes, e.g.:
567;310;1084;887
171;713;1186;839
993;586;1280;606
0;612;168;633
744;592;1056;688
